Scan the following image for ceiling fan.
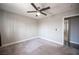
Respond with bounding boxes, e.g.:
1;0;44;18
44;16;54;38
27;3;50;16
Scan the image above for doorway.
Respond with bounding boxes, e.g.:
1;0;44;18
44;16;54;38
64;15;79;48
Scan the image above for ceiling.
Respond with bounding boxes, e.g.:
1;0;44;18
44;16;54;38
0;3;79;19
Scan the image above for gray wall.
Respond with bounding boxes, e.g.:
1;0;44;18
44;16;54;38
69;16;79;44
0;4;79;46
0;10;38;46
39;9;79;45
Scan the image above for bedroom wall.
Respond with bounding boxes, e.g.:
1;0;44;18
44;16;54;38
39;9;79;45
0;4;79;46
0;10;38;46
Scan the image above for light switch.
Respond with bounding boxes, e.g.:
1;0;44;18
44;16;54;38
56;28;57;31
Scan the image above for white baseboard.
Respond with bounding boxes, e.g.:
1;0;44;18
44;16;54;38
0;36;63;48
1;36;38;48
38;36;63;45
70;41;79;45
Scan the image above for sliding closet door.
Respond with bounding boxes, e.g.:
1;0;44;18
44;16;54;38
64;16;79;48
69;16;79;45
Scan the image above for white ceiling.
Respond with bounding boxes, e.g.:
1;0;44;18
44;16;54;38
0;3;79;19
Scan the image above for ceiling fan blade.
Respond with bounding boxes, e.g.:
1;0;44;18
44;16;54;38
40;7;50;11
40;11;47;16
27;11;37;13
31;3;38;10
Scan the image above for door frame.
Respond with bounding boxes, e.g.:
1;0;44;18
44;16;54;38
64;15;79;46
64;18;70;46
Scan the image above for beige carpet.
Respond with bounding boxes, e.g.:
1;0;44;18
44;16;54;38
0;38;79;55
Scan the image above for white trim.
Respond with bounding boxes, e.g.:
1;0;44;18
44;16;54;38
64;14;79;19
70;41;79;45
1;36;38;48
0;36;64;48
38;36;63;45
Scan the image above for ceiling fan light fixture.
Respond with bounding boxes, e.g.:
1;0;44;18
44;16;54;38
28;3;50;16
36;12;40;16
